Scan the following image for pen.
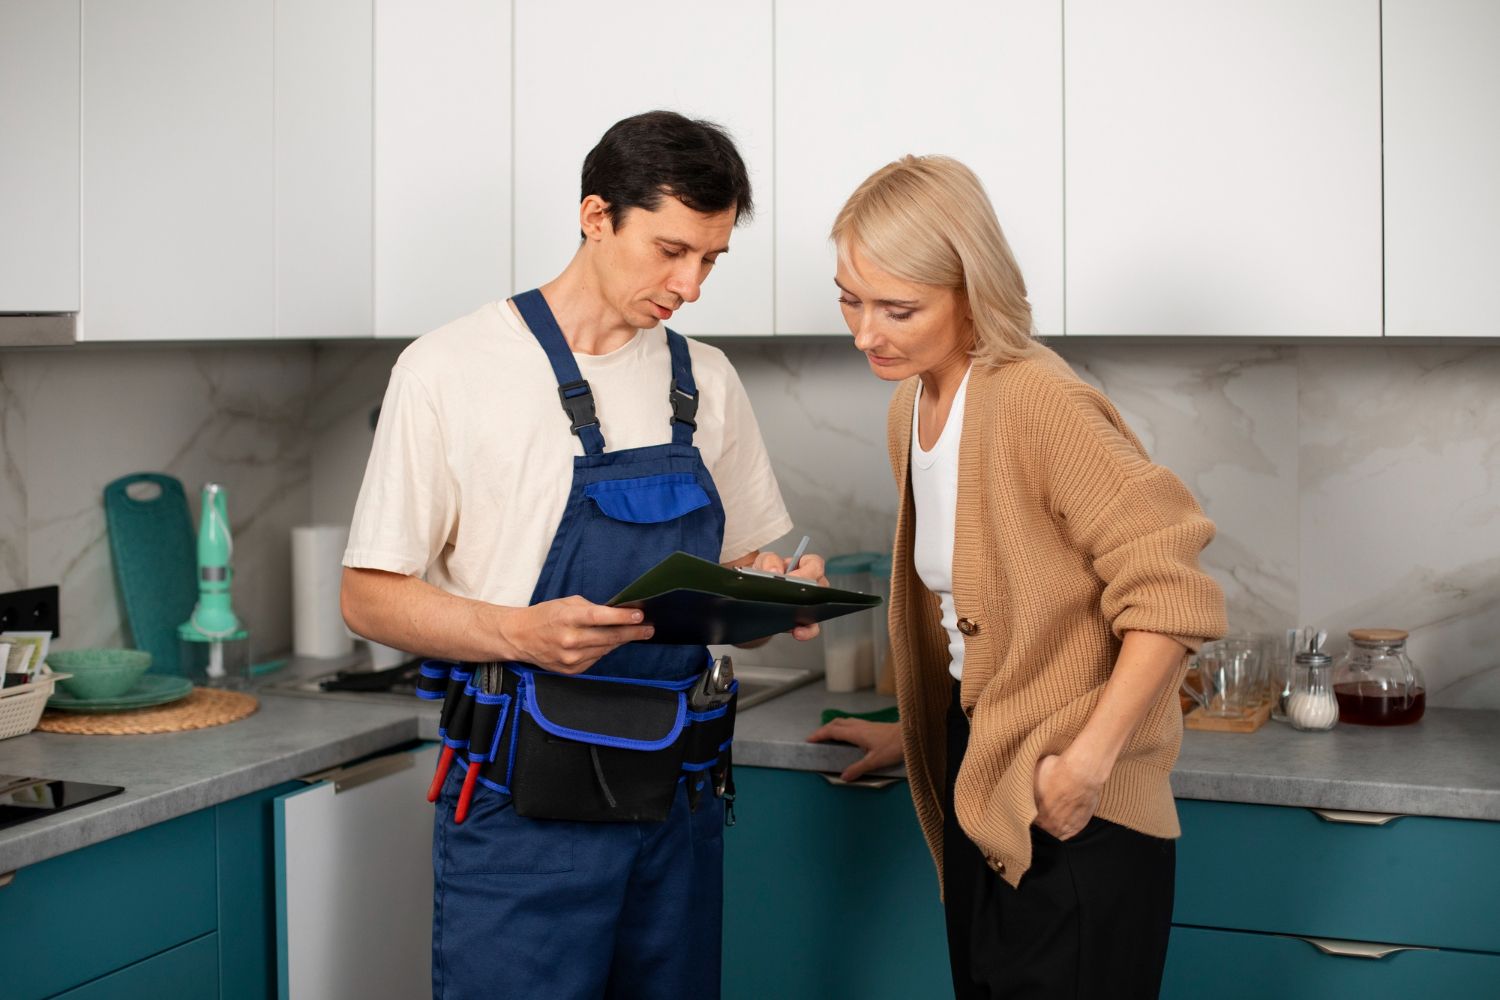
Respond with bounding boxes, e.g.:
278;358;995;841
787;535;811;573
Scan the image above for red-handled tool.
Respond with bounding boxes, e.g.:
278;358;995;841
454;759;480;824
426;745;455;803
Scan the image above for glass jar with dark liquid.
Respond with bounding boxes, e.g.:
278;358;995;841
1332;628;1425;726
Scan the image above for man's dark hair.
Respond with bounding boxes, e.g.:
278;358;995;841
580;110;754;233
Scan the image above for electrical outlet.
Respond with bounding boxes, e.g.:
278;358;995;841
0;585;60;637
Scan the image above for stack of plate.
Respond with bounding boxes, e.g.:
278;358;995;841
47;675;193;714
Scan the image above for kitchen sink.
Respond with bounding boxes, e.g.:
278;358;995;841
727;662;818;710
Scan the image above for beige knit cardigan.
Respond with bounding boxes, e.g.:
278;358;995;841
885;354;1227;890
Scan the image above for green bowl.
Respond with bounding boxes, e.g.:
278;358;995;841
47;648;152;700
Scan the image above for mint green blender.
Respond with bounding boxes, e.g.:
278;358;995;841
178;483;250;687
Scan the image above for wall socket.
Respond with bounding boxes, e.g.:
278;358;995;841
0;585;60;637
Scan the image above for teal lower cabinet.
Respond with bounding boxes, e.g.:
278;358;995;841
1163;926;1500;1000
55;933;221;1000
0;810;218;999
1168;799;1500;997
722;767;949;1000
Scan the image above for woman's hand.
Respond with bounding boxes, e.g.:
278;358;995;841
1033;749;1107;841
806;719;903;781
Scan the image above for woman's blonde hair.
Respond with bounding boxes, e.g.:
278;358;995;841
830;155;1046;366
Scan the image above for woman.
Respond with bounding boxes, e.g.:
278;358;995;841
808;156;1227;999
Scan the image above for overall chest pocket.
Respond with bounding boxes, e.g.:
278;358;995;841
583;473;710;525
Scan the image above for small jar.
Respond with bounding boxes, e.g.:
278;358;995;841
1286;650;1338;732
822;553;876;692
1332;628;1426;726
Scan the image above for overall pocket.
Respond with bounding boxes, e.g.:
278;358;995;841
583;473;710;524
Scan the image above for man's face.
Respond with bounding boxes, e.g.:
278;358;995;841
585;194;736;329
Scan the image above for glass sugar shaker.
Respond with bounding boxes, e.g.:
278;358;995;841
1286;646;1338;732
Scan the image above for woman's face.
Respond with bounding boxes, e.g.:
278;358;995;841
835;242;972;384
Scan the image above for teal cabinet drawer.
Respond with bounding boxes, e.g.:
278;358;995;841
1176;799;1500;952
723;768;949;1000
1163;925;1500;1000
0;810;218;1000
56;933;219;1000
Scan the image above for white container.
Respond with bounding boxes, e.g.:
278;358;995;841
822;553;875;692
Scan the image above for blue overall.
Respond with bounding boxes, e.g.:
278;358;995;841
431;290;728;1000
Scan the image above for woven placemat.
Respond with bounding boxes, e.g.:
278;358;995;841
37;687;259;735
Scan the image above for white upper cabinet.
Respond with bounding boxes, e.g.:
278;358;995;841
0;0;80;314
275;0;373;340
774;1;1064;338
1384;0;1500;337
1064;0;1382;337
374;0;511;340
81;0;274;341
513;1;773;337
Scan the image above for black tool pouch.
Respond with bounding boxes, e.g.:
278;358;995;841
508;670;688;823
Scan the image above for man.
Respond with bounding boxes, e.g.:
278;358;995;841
341;110;822;999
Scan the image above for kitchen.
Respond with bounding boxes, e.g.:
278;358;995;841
2;1;1499;998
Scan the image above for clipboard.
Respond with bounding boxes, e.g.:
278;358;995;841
607;551;882;646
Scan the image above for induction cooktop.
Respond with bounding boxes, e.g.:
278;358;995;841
0;774;124;831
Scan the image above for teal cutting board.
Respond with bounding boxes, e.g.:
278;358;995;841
104;473;197;676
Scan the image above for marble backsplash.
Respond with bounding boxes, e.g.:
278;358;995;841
3;336;1497;708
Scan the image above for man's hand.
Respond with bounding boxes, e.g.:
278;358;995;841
496;597;655;675
752;550;828;640
1033;749;1106;841
806;718;902;782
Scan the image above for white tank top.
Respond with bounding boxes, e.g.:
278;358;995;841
910;366;971;681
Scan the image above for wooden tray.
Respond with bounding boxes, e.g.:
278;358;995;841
1184;697;1274;733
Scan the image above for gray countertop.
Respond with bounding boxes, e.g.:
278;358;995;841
4;656;1499;875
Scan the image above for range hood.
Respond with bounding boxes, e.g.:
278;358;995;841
0;314;76;346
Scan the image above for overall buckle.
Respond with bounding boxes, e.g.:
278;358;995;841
557;379;599;434
669;381;699;430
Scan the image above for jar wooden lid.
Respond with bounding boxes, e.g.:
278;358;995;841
1349;628;1408;643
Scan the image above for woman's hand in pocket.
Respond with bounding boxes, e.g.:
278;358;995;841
1033;750;1105;841
806;719;902;781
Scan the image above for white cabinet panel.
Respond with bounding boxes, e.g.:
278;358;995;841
374;0;511;340
1384;0;1500;338
513;1;773;337
80;0;273;341
1064;0;1381;337
275;0;373;340
775;0;1063;337
277;745;437;1000
0;0;80;313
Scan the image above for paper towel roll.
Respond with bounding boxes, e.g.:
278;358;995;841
292;525;354;658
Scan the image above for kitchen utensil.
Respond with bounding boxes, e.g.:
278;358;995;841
104;473;198;676
1332;628;1426;726
45;673;193;713
178;483;251;688
46;648;151;700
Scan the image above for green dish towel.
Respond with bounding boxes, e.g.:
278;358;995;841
820;705;900;725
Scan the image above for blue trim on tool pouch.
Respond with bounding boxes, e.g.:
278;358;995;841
454;756;511;797
506;663;703;691
520;676;687;751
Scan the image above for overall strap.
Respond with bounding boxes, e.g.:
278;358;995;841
664;327;699;447
512;289;606;455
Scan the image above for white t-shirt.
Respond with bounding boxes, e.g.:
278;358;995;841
344;301;793;607
911;366;972;681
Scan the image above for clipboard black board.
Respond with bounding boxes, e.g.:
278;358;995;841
607;551;882;646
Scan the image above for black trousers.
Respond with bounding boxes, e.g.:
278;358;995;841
943;682;1175;999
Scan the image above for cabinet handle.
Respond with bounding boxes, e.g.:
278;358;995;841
1309;808;1406;826
0;870;13;889
819;773;900;790
1298;936;1432;960
300;751;414;793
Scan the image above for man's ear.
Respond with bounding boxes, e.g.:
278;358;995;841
579;195;613;241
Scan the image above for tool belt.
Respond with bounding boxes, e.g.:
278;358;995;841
417;659;737;824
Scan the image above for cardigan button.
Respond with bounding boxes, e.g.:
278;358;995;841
958;617;980;637
984;854;1005;874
